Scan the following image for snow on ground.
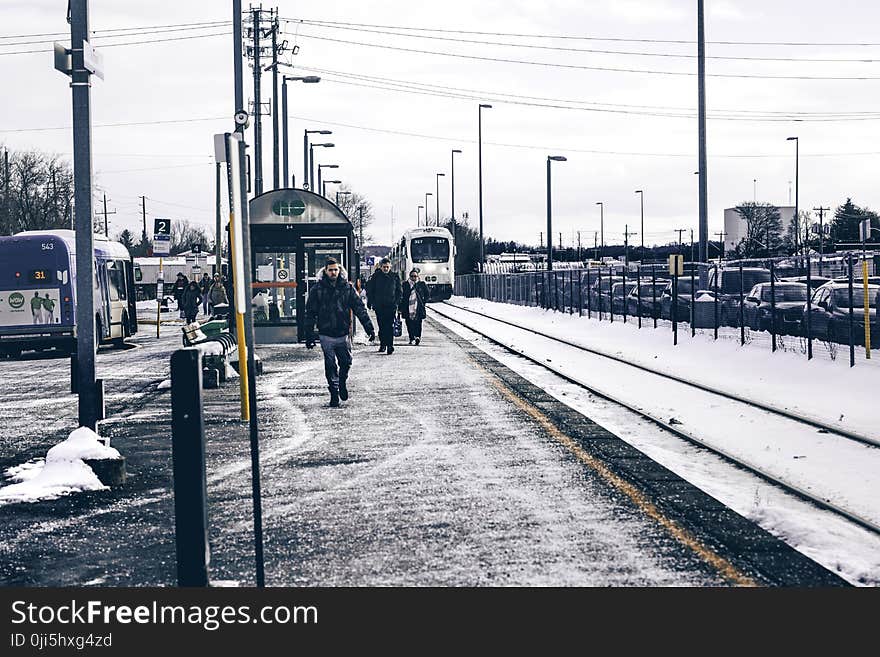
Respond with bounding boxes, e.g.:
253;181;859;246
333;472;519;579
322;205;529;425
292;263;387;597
0;427;119;505
431;310;880;586
446;297;878;441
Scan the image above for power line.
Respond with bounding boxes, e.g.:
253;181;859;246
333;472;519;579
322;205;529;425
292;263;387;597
287;31;880;81
292;20;880;64
0;20;230;40
0;22;231;47
0;30;229;56
0;116;226;134
302;65;880;121
285;17;880;48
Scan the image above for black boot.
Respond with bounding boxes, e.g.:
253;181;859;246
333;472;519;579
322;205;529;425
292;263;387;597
329;387;340;407
414;337;420;345
339;371;349;401
387;344;394;355
378;344;387;353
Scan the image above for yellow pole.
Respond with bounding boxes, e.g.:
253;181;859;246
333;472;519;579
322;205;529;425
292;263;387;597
156;257;162;338
228;210;250;421
864;260;871;359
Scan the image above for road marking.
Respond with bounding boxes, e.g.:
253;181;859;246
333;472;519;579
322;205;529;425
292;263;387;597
475;358;757;587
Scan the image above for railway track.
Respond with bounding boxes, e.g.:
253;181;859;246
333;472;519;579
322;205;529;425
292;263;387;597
430;301;880;537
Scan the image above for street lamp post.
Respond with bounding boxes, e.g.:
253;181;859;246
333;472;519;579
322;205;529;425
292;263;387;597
425;192;432;226
478;103;492;270
418;205;424;226
596;202;604;260
635;190;644;257
787;136;799;258
303;129;331;191
323;180;341;198
451;149;462;241
546;156;567;271
317;163;338;197
308;141;334;192
281;76;320;188
435;172;445;227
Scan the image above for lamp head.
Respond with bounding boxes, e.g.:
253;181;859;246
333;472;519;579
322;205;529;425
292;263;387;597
548;155;567;162
479;103;492;109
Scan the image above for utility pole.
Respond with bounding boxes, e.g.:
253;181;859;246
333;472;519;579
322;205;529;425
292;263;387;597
270;10;280;190
675;228;686;258
251;6;264;196
68;0;100;430
539;231;543;250
814;206;829;274
140;195;147;249
99;193;115;237
593;232;598;261
577;230;582;263
234;0;264;588
714;231;727;262
623;225;637;267
697;0;709;263
690;229;695;262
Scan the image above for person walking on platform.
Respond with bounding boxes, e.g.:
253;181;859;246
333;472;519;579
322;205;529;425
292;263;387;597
181;280;201;324
366;257;401;354
208;273;228;314
199;273;211;315
399;268;429;345
304;258;376;408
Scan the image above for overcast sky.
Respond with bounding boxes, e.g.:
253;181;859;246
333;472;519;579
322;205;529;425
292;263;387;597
3;0;880;250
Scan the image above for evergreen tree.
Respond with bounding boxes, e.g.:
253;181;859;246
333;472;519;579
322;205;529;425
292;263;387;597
115;228;135;253
830;198;880;244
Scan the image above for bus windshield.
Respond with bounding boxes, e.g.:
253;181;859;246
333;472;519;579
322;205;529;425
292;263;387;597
411;237;449;263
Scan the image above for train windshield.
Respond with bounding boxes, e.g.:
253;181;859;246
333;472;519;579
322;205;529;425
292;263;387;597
411;237;450;263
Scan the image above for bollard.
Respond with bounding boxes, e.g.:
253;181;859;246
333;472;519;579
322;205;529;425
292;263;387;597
170;348;210;587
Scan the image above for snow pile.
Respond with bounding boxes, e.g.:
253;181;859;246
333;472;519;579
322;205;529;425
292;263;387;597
0;427;120;505
157;379;172;390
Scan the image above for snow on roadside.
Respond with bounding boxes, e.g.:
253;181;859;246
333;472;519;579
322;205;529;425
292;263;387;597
0;427;120;505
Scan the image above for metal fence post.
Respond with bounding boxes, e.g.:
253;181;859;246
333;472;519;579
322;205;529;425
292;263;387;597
690;265;696;337
577;269;583;317
770;260;777;353
637;266;642;329
609;267;615;323
713;263;719;340
806;252;813;360
586;269;592;319
622;267;628;324
672;273;678;345
171;348;210;587
651;266;657;329
739;263;745;347
848;253;855;367
569;269;574;314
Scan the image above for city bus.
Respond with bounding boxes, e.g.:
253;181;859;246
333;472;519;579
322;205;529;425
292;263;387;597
0;230;138;357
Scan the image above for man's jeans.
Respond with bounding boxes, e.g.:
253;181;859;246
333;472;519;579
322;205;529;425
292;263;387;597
319;334;353;390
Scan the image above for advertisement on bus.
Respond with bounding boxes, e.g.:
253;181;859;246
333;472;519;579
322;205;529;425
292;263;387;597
0;288;62;327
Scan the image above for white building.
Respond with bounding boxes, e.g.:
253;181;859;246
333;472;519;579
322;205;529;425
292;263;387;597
723;205;795;253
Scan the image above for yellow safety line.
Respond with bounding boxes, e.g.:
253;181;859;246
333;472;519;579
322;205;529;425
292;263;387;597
863;261;872;360
478;362;757;587
228;210;250;422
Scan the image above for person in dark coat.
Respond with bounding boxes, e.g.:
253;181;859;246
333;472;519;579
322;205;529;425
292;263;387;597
172;272;189;318
399;268;430;345
181;280;201;324
304;258;376;407
199;273;211;315
365;257;401;354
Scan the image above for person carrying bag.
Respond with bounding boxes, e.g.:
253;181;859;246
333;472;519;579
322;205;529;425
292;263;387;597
399;268;430;345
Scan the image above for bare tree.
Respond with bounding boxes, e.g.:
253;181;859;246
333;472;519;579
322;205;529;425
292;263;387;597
169;218;211;255
0;146;74;235
334;184;375;245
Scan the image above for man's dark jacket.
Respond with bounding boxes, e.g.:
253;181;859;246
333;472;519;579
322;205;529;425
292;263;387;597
366;269;402;309
304;271;374;339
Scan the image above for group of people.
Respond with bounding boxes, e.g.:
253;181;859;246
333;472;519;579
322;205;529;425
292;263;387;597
303;256;430;407
173;271;228;324
30;292;56;324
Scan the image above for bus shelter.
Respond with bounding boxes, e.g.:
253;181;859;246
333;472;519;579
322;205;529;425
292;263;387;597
249;189;357;343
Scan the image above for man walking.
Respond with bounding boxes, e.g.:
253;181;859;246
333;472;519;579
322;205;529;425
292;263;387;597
304;258;375;407
366;257;401;354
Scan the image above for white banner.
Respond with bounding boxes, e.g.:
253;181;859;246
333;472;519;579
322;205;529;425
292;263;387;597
0;288;62;327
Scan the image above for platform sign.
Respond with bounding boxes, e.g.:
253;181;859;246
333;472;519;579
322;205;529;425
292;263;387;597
152;234;171;256
668;254;684;277
154;218;171;236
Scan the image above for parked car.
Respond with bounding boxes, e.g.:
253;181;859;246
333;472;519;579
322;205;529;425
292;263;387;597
587;275;613;312
782;275;832;290
610;281;639;315
741;282;809;334
659;277;696;321
706;267;775;326
803;282;879;346
626;280;669;318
